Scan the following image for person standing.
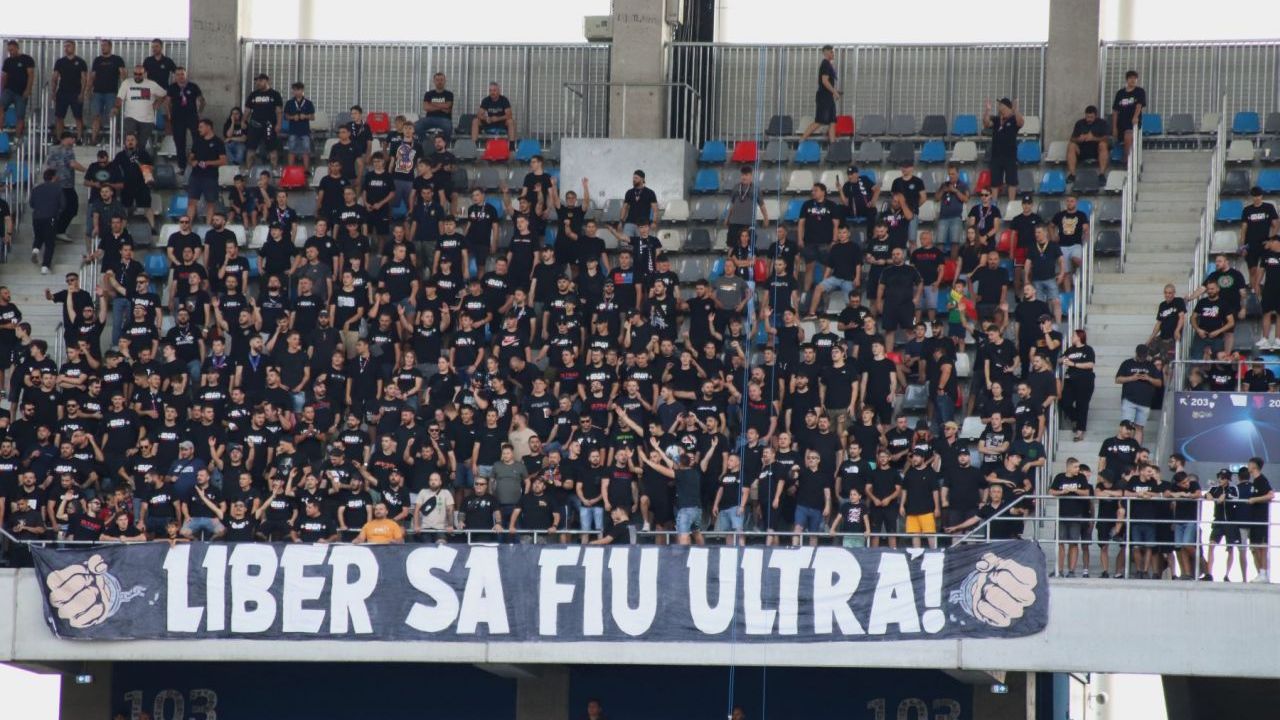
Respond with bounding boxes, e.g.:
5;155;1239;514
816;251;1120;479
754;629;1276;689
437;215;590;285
0;40;35;137
1114;344;1162;445
982;97;1024;202
620;169;659;235
725;165;769;244
115;64;166;154
1244;457;1274;583
51;40;89;142
283;81;315;169
143;38;177;87
1060;329;1096;442
165;67;204;174
799;45;840;144
29;169;64;274
187;119;227;226
1111;70;1146;161
88;39;126;145
45;131;84;242
244;73;284;169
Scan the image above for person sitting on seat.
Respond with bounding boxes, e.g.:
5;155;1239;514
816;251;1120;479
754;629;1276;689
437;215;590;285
1066;104;1109;185
470;81;515;144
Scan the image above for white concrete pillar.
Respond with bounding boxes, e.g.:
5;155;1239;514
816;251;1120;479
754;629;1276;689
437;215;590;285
608;0;672;139
188;0;243;127
1044;0;1102;147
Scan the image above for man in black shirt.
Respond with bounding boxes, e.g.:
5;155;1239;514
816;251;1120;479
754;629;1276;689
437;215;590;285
471;81;515;144
1049;458;1093;577
797;182;842;288
1190;281;1235;359
1065;105;1110;184
52;40;89;142
416;71;455;142
891;162;927;240
186;119;226;225
876;247;921;348
982;97;1024;201
1;40;35;137
1245;457;1274;582
88;39;126;145
900;449;940;548
621;169;659;233
1240;186;1279;287
165;67;204;173
1097;420;1139;477
1115;344;1162;444
799;45;840;144
244;73;284;168
1052;195;1090;277
1111;70;1146;160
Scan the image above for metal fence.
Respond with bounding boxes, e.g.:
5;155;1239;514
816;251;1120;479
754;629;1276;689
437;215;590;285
1099;41;1280;119
239;40;611;139
667;42;1045;140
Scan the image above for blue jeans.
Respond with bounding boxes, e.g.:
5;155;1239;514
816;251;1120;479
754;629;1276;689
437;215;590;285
0;89;27;119
415;116;453;143
795;505;825;533
675;506;702;534
580;504;604;532
455;464;475;489
112;296;131;343
226;142;246;165
932;392;955;433
90;92;115;121
936;217;963;251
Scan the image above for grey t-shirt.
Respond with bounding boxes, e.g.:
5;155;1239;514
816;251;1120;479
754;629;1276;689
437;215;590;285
726;181;762;225
712;274;749;311
47;145;78;188
491;461;526;505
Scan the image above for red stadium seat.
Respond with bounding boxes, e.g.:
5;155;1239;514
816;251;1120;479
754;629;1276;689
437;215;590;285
482;140;511;162
974;170;992;193
1013;244;1028;265
941;258;958;285
754;258;768;282
996;230;1013;254
367;112;391;134
835;115;855;137
730;141;758;163
280;165;307;190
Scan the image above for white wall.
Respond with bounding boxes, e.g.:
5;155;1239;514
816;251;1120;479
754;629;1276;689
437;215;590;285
0;664;60;720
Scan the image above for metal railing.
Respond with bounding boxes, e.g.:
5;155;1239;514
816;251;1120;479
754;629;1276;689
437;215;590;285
1116;122;1144;272
667;42;1046;141
1099;41;1280;119
561;81;703;146
240;40;611;139
3;493;1275;583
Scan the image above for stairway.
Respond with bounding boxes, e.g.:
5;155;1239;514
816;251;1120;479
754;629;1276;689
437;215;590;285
1054;149;1211;466
0;142;102;359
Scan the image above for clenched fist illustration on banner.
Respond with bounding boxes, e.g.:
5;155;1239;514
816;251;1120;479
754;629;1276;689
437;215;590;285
957;552;1040;628
45;554;135;629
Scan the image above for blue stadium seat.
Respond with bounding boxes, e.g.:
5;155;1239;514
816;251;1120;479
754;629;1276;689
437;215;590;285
709;257;725;279
1141;113;1163;136
1234;111;1261;135
154;111;166;132
514;138;542;162
1077;199;1094;216
487;197;505;220
693;168;720;194
247;253;260;279
952;114;979;136
1060;290;1074;313
699;140;728;163
1217;199;1244;223
166;196;189;219
860;169;877;186
0;134;9;155
391;200;408;220
2;107;15;129
1258;169;1280;193
1016;140;1041;165
793;140;821;164
145;253;169;279
784;199;805;222
918;140;946;164
1111;144;1124;163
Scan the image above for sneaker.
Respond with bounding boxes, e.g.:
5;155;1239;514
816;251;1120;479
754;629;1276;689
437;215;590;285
1049;571;1057;578
30;248;38;263
641;522;651;533
1113;572;1124;579
1081;569;1090;578
1100;570;1109;578
1250;570;1269;583
40;266;50;275
1064;570;1075;578
1073;430;1084;441
1066;173;1076;184
1098;172;1107;185
1200;574;1212;581
1256;337;1272;349
802;314;818;321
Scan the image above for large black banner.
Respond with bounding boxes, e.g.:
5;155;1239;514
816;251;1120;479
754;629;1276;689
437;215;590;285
32;541;1048;642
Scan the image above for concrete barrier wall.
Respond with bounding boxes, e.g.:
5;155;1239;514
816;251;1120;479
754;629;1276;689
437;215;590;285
560;138;696;208
4;569;1278;678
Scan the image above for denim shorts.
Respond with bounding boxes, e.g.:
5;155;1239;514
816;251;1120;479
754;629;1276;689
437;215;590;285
715;506;744;532
183;516;223;536
91;92;115;119
0;89;27;118
795;504;825;533
1173;522;1197;547
1120;398;1151;427
1032;278;1060;306
580;504;604;532
919;285;939;312
1129;522;1156;545
286;134;312;155
1060;244;1083;266
818;276;855;295
675;506;702;534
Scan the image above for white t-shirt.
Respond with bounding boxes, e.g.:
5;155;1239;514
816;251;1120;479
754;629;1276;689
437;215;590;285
117;79;167;124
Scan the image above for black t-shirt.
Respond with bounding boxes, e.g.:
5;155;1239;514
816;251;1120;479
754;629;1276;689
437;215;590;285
190;135;226;180
890;176;926;212
294;514;335;542
1125;477;1162;519
1052;473;1093;518
1252;475;1274;522
480;94;511;121
245;88;284;127
1203;269;1247;314
1071;117;1108;141
943;466;984;512
623;186;659;226
1193;296;1229;334
1116;358;1160;407
424;88;454;118
820;362;857;409
989;113;1019;157
910;245;944;284
902;467;939;515
1242;202;1279;245
795;467;830;509
90;54;126;94
1111;86;1147;129
144;55;177;86
54;55;89;95
800;198;842;246
1156;297;1187;339
1098;436;1138;474
1062;344;1095;381
1052;210;1088;247
2;54;35;94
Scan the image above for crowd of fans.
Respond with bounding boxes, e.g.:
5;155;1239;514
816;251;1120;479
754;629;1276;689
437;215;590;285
0;41;1272;582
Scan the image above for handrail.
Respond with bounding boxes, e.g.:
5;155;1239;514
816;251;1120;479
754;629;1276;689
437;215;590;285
1117;122;1144;273
561;81;703;147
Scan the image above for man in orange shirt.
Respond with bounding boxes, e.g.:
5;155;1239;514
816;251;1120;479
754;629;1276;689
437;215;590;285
353;502;405;544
